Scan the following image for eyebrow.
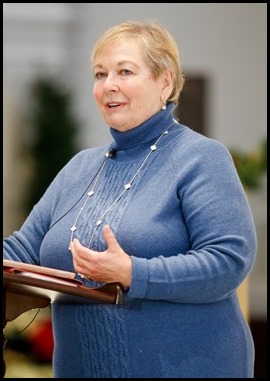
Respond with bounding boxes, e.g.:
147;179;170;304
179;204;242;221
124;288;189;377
93;60;140;70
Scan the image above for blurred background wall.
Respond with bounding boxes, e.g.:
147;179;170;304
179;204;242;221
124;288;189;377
3;3;267;378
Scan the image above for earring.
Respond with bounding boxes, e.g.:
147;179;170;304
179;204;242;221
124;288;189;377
162;103;167;110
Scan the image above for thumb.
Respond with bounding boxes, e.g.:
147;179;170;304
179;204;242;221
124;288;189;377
103;224;120;252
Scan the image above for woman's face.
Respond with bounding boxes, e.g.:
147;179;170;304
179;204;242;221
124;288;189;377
93;39;171;131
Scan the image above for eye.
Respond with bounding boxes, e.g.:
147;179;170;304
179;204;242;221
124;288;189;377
120;69;133;76
94;72;107;80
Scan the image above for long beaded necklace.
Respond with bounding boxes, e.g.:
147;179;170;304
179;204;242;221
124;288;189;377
69;127;170;251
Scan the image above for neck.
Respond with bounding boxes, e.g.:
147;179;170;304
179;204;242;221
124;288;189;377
110;102;176;151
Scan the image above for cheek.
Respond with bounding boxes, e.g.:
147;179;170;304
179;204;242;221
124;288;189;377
93;84;102;102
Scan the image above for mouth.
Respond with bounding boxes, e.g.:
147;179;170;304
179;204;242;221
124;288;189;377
105;102;123;109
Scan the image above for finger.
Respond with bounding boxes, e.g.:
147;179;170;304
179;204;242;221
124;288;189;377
70;239;92;268
103;224;120;252
71;239;91;258
72;238;82;249
69;238;81;252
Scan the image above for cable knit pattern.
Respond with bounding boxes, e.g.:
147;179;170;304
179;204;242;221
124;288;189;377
74;160;148;250
4;103;257;377
77;304;130;378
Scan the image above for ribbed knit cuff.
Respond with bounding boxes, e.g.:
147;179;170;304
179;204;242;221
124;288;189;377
127;256;149;299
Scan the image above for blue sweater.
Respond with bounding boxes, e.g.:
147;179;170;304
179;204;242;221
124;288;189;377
4;103;257;378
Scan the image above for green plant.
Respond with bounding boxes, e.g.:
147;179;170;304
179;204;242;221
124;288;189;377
25;75;81;213
230;139;267;190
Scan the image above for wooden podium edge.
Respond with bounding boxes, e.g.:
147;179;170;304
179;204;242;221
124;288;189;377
3;267;124;324
3;272;124;318
3;267;124;377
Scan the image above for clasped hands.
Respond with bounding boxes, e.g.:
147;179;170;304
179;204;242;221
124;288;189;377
69;224;132;288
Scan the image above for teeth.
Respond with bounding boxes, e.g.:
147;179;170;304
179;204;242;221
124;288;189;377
109;103;119;107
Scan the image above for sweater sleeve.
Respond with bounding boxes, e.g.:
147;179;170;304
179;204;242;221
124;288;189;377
3;164;70;265
3;148;98;265
128;138;257;303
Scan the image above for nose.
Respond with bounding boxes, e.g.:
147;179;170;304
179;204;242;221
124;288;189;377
103;73;119;92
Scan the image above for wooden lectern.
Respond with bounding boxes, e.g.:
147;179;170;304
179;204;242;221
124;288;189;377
3;260;124;377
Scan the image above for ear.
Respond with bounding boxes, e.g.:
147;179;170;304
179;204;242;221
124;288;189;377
161;70;174;100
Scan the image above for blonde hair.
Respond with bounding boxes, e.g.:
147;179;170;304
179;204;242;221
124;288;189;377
91;20;185;106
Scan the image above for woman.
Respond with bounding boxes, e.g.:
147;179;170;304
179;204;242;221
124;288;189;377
4;20;256;378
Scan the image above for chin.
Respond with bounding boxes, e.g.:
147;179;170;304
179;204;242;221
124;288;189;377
111;125;131;132
106;118;128;131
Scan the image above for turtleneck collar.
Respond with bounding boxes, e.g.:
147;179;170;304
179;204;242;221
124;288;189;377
110;102;176;151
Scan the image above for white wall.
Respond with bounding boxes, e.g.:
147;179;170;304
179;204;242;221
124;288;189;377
66;3;267;150
3;3;267;318
4;3;267;148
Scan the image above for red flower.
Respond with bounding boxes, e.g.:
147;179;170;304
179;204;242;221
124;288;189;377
30;320;54;362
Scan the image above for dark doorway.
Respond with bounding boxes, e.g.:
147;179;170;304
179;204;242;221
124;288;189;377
174;75;208;136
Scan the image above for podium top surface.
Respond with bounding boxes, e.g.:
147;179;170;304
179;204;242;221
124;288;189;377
3;260;124;312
